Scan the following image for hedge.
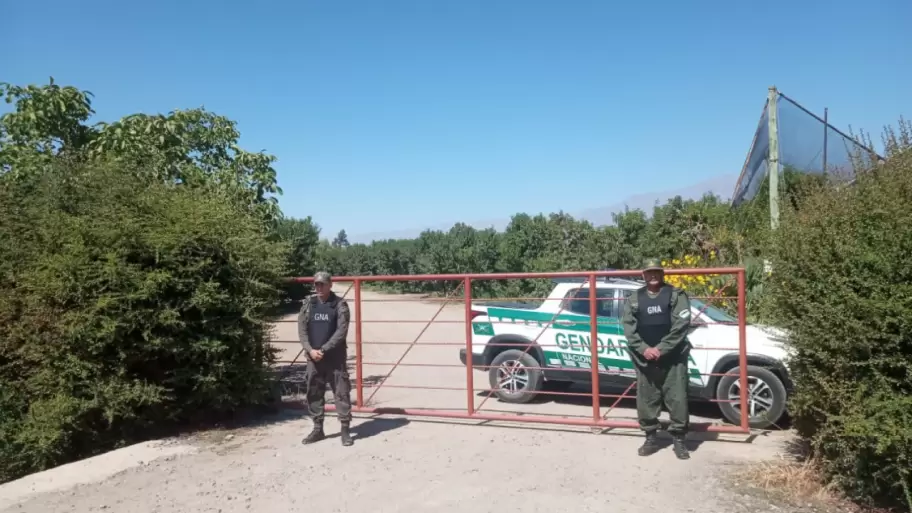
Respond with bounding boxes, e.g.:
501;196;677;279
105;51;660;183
768;145;912;510
0;159;286;482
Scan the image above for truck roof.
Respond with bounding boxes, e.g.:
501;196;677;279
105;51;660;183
550;276;645;289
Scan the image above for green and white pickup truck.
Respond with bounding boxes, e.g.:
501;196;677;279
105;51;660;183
459;277;793;429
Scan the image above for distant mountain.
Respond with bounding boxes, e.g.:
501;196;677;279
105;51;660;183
573;173;738;226
349;173;738;244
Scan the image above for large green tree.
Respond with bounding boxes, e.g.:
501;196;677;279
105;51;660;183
1;78;282;220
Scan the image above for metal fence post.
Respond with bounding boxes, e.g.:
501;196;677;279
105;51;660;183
464;277;475;416
354;278;364;408
737;269;750;432
588;273;600;422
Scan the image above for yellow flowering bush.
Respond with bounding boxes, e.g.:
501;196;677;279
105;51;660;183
661;251;728;299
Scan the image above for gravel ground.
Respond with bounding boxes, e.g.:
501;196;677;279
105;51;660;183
2;286;817;513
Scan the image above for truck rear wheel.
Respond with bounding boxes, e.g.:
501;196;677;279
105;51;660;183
488;349;544;404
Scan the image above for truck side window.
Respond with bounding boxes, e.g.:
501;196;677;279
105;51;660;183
617;290;633;317
563;288;615;317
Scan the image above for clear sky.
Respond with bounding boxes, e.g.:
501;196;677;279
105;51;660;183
5;0;910;240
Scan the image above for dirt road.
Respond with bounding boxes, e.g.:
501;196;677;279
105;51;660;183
1;286;795;513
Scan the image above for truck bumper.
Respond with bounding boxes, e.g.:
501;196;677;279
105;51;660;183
459;349;485;370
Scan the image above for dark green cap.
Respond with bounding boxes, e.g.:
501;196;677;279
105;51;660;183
642;258;664;271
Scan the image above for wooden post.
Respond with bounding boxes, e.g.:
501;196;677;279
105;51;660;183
767;86;781;230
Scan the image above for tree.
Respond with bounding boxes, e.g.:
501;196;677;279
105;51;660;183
1;78;282;221
332;229;350;248
303;194;754;304
274;216;321;300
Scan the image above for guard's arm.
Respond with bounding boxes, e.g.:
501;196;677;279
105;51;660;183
621;294;649;357
297;300;314;352
656;289;692;356
320;300;351;353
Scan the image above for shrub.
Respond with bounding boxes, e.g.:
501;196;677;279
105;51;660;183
273;216;321;302
0;159;286;483
767;139;912;511
661;252;723;295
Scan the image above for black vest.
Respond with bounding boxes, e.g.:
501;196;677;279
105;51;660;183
635;285;674;347
307;294;339;350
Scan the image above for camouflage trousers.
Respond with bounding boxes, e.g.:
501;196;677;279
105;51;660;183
305;356;353;423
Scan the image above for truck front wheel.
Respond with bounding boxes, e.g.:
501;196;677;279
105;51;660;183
488;349;544;404
715;365;788;430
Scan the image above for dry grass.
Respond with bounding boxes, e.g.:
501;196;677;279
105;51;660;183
741;453;842;504
736;440;899;513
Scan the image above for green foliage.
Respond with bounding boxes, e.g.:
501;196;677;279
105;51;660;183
766;125;912;511
1;77;282;221
332;229;350;248
0;159;286;482
311;201;764;314
0;78;288;483
274;216;321;301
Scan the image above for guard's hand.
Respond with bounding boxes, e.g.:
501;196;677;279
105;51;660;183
644;348;661;361
309;349;324;361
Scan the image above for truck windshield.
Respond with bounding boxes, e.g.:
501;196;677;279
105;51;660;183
691;299;738;324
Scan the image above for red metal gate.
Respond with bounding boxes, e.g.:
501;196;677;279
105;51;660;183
273;268;751;434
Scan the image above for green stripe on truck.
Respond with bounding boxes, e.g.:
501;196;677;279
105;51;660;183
485;306;625;336
478;306;703;383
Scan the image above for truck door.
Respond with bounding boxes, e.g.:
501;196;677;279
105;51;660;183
553;286;631;388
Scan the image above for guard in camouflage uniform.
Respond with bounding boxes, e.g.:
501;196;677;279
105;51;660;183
621;258;693;459
297;271;354;447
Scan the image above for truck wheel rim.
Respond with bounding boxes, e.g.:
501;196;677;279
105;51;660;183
727;376;775;419
496;360;529;393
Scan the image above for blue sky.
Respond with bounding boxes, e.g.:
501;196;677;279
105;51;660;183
5;0;910;240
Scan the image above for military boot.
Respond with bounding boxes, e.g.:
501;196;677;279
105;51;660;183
672;435;690;460
340;421;353;447
302;420;325;445
637;432;660;456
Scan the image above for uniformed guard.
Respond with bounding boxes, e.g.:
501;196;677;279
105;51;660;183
297;271;354;447
621;258;693;459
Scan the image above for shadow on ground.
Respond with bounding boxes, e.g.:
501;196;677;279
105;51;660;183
320;417;412;442
169;400;413;448
458;383;783;449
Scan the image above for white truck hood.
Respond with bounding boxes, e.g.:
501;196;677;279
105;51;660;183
714;323;793;363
